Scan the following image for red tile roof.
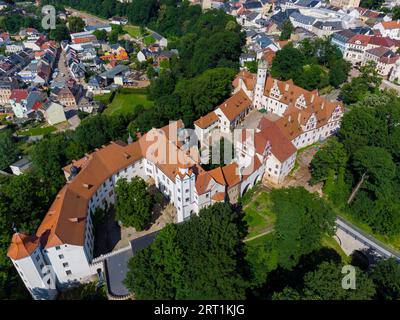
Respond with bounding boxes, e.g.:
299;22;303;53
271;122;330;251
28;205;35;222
218;89;252;122
7;233;39;260
10;89;28;102
194;111;218;129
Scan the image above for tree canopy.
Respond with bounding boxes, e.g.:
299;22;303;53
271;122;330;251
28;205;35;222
271;39;349;90
270;187;336;270
124;203;249;299
0;130;19;171
115;177;152;230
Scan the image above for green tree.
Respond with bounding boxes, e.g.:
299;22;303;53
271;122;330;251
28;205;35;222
93;29;108;41
310;138;348;184
297;64;329;90
279;19;294;41
0;130;19;171
370;258;400;300
303;262;376;300
329;59;350;88
352;146;396;190
125;203;249;299
271;44;305;82
49;24;70;42
393;6;400;19
124;224;184;299
115;177;152;230
108;29;119;44
271;187;336;270
67;16;85;33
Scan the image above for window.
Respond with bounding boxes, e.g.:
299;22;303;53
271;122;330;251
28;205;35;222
185;189;189;193
66;270;72;276
55;246;61;250
63;262;69;268
59;254;64;259
185;198;189;202
36;255;40;262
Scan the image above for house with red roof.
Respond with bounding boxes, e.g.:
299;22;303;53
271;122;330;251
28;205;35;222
363;46;400;76
9;89;45;119
373;20;400;40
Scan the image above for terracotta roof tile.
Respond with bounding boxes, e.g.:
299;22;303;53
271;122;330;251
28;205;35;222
194;111;218;129
7;233;39;260
218;89;252;122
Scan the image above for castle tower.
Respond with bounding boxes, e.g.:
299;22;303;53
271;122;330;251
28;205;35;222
7;233;58;300
253;59;268;110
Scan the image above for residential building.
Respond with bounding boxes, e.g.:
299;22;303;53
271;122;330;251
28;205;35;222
84;24;112;33
9;158;32;176
40;101;67;125
151;32;168;48
363;46;399;76
9;89;44;119
373;20;400;39
0;77;18;105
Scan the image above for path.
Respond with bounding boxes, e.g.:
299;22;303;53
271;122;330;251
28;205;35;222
244;226;274;242
267;143;324;195
335;216;400;263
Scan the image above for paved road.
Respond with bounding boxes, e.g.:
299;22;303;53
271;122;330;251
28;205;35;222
381;79;400;94
335;216;400;262
105;230;160;297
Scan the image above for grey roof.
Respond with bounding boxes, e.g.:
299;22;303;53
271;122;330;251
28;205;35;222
240;53;256;59
332;29;356;43
245;29;258;38
290;12;316;25
246;11;259;21
295;0;320;7
313;20;342;30
243;1;263;9
10;157;31;169
151;32;165;41
100;64;129;79
255;35;275;48
350;26;373;35
271;9;299;28
105;231;160;297
26;91;43;112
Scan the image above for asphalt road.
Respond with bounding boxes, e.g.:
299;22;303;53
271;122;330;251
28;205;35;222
105;230;160;297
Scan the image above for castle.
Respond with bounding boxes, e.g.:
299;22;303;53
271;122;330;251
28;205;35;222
7;62;344;299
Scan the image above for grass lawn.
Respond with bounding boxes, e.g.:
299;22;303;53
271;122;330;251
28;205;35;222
321;234;350;264
123;25;141;38
104;88;154;115
93;92;113;105
18;125;57;136
242;187;276;239
143;35;156;46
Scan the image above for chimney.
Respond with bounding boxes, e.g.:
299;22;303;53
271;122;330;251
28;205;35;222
123;152;131;159
82;183;91;189
321;103;324;110
288;115;292;122
311;94;314;103
298;112;301;123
